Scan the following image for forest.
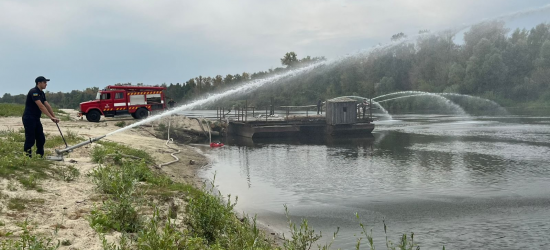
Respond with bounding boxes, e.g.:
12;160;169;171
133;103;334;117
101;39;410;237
2;21;549;111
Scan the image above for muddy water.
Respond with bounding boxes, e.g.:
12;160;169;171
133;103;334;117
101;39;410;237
200;114;550;250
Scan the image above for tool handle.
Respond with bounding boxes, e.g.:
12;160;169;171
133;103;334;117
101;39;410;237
56;123;68;148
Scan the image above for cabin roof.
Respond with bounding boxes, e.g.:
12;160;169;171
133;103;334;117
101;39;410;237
327;97;357;103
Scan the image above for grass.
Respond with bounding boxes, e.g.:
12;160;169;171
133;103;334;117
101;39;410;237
0;128;83;191
0;127;442;249
7;198;45;211
57;165;80;182
0;103;69;119
0;220;60;249
61;239;71;246
114;121;126;127
91;141;154;165
0;104;25;117
87;140;443;250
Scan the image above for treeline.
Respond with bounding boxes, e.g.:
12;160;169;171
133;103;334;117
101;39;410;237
162;53;325;104
0;55;324;109
0;87;99;109
227;21;550;109
2;21;549;110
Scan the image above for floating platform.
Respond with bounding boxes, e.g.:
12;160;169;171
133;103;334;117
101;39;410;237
227;118;374;138
221;97;376;139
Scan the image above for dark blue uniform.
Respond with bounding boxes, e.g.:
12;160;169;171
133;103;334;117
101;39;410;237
22;86;47;157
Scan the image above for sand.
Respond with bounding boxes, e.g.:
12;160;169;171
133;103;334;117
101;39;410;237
0;110;208;249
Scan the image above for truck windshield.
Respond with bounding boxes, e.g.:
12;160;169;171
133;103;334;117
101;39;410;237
96;92;100;100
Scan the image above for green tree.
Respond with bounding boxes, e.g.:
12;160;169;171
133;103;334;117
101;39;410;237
376;77;396;95
281;52;298;68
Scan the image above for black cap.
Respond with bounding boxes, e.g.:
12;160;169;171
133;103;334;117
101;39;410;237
35;76;50;83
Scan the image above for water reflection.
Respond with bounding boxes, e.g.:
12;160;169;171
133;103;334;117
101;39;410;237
201;114;550;250
224;134;375;148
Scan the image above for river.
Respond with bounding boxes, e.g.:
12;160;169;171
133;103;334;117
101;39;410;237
196;112;550;250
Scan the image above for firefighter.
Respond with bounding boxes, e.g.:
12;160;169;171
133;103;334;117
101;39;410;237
361;99;369;117
22;76;59;157
168;98;176;109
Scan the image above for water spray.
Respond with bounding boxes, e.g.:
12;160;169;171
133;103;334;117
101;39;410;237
46;4;546;161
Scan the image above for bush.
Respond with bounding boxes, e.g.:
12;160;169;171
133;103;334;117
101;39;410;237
89;191;141;233
0;129;54;191
136;207;186;249
87;142;436;250
0;219;60;249
0;103;25;117
91;141;154;164
185;178;275;249
114;121;126;128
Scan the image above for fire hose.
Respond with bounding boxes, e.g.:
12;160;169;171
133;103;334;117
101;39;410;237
157;118;180;168
49;118;181;168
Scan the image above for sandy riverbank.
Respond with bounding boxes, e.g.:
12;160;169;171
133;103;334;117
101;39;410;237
0;110;209;249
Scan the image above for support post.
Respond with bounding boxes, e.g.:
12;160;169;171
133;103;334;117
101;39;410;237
369;98;373;122
286;107;289;120
270;97;274;115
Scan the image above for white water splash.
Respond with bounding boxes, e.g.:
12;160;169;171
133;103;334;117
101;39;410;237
374;91;508;115
341;95;393;120
105;4;549;136
107;61;330;136
438;93;509;115
376;93;469;116
373;91;426;101
106;36;413;136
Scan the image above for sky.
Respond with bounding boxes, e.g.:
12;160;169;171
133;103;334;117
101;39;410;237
1;0;549;96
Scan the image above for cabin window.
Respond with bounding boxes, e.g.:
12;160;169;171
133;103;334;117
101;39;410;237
115;93;124;99
101;93;111;100
343;107;347;112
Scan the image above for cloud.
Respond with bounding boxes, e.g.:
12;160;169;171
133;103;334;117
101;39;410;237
0;0;549;95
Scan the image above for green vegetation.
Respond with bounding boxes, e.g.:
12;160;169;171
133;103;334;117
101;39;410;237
0;103;71;119
0;220;60;250
0;103;25;117
242;22;550;111
7;198;45;211
0;128;82;191
114;121;126;127
88;141;439;249
58;165;80;182
0;135;439;249
1;88;98;110
4;22;549;112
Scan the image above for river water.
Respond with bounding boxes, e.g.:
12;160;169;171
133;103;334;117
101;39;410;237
197;113;550;250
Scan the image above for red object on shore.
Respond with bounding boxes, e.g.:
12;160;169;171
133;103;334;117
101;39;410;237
210;142;224;148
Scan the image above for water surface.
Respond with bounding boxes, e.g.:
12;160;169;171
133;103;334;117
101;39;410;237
200;114;550;250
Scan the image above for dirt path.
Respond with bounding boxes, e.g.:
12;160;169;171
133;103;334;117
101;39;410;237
0;110;208;249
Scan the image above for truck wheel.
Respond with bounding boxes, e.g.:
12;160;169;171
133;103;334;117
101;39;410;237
86;110;101;122
135;108;149;119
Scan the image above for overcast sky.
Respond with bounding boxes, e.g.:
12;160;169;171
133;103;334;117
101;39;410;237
1;0;549;96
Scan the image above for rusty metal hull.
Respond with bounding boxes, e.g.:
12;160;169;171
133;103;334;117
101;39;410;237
228;120;374;138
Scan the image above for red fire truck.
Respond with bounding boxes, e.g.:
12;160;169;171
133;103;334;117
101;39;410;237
79;85;167;122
